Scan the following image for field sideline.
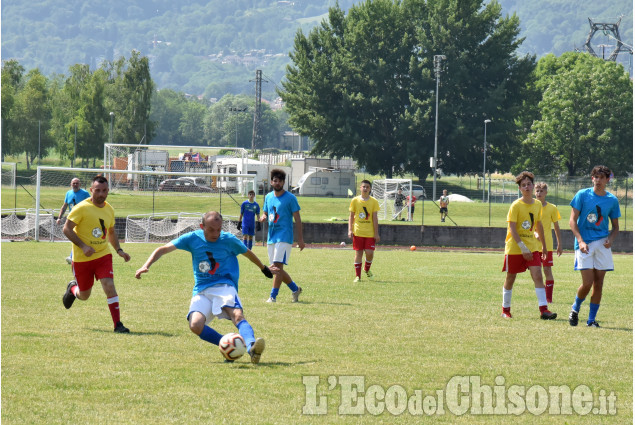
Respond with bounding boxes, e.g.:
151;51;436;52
1;242;632;424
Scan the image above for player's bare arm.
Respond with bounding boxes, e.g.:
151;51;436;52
259;212;267;222
135;243;177;279
509;222;533;261
569;208;588;253
605;217;620;248
62;219;95;257
241;250;278;277
56;202;69;225
347;211;355;240
293;211;305;250
553;221;563;256
108;227;130;262
372;211;380;243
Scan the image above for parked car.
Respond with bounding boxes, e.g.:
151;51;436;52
158;178;215;193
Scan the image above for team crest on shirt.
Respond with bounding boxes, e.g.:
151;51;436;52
521;220;531;230
586;213;598;224
198;261;211;273
92;227;103;238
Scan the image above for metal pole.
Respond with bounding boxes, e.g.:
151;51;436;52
432;55;445;202
38;121;41;165
483;119;491;202
73;122;77;168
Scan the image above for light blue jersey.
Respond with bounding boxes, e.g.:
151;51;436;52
263;190;300;244
570;188;621;250
171;229;248;296
64;189;90;210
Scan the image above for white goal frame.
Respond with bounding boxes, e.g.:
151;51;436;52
34;166;256;241
1;162;17;188
371;179;413;221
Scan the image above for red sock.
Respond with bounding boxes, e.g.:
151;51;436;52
354;263;362;277
545;280;554;302
364;261;372;272
107;296;121;327
539;305;549;314
71;285;79;297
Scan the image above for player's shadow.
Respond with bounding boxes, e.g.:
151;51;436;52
223;360;319;368
291;301;353;307
89;328;178;337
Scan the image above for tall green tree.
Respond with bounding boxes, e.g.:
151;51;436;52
1;60;24;160
517;52;633;176
280;0;534;179
151;89;189;145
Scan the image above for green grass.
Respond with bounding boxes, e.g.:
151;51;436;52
2;242;632;424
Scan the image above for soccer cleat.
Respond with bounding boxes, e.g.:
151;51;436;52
540;310;557;320
365;270;374;280
353;276;361;283
266;297;276;303
249;337;265;364
587;321;600;328
292;287;302;303
501;310;512;319
114;321;130;333
63;280;78;309
65;256;72;265
568;310;579;327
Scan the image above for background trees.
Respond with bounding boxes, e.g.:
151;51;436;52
281;0;534;179
517;52;633;176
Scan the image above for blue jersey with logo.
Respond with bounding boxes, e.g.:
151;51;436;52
171;229;248;296
241;200;260;226
570;187;621;250
263;190;300;244
64;189;90;211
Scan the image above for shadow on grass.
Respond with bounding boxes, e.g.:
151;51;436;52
89;328;178;337
221;360;320;368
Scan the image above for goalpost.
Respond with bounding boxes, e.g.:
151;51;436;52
31;166;256;242
371;179;413;221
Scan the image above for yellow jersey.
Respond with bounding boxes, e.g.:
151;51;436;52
504;198;543;255
67;198;116;262
537;201;561;251
349;196;380;238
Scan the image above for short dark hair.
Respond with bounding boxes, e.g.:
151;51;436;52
270;168;286;181
515;171;534;186
591;165;611;179
93;175;108;185
361;179;372;187
248;190;255;195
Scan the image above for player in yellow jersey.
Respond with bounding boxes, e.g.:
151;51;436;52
501;171;557;320
62;175;131;333
534;182;562;303
348;180;380;282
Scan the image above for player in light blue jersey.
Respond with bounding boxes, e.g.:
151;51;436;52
568;165;621;328
135;211;276;364
238;190;260;249
259;168;304;303
56;177;91;264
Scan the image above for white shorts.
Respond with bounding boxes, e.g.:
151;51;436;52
268;242;292;265
187;284;243;324
574;239;614;271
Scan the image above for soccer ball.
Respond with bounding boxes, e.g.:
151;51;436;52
340;241;346;246
410;245;417;251
219;333;247;361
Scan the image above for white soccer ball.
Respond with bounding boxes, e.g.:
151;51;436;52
340;241;346;246
219;333;247;361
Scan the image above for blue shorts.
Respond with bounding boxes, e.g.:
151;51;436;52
242;221;255;236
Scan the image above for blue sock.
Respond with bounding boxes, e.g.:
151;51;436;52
287;281;299;292
199;325;223;345
588;303;600;324
248;240;253;250
270;287;279;299
572;296;585;312
243;239;248;247
236;319;255;349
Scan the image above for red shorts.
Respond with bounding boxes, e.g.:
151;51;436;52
541;251;554;267
353;236;376;251
502;252;542;274
73;254;114;291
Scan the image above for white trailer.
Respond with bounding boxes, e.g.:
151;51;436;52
214;158;291;194
292;168;356;197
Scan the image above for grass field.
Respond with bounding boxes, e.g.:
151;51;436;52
2;242;632;424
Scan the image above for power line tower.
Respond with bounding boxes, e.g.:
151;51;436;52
585;16;633;62
250;70;268;152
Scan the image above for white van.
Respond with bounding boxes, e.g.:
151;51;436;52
292;168;356;197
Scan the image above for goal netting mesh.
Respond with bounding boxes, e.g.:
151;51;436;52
125;212;240;243
1;162;17;188
371;179;413;221
1;208;63;241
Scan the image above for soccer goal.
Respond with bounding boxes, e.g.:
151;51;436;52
1;162;17;189
371;179;413;221
125;212;240;243
1;208;63;241
32;166;257;242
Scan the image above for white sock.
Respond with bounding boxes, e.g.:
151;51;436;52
535;288;547;307
502;288;512;308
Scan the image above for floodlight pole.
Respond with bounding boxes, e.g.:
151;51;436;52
483;119;491;202
432;54;446;202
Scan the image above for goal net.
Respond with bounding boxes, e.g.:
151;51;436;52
1;208;63;241
125;212;240;243
371;179;413;221
1;162;17;188
27;166;256;242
